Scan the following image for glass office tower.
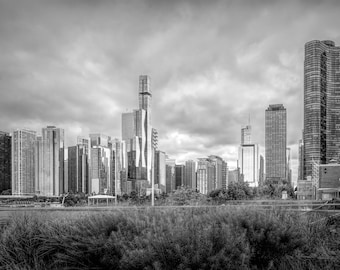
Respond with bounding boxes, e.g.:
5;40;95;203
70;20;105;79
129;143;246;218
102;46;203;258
304;40;340;178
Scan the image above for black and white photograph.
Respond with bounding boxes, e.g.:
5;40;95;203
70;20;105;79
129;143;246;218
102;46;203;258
0;0;340;269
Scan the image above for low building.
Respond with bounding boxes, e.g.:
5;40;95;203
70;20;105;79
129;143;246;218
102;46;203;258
317;163;340;200
297;179;313;200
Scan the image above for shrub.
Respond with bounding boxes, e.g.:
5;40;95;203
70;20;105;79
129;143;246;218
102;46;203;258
0;207;339;269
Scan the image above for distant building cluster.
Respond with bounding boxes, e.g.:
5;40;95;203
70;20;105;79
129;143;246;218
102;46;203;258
1;40;340;200
0;76;233;196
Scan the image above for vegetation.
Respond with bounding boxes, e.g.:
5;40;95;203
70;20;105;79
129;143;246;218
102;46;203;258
0;207;339;269
208;182;255;203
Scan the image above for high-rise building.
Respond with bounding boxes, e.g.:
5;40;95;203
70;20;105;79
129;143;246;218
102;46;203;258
298;138;304;180
209;155;224;190
241;125;252;145
154;150;166;192
121;75;153;193
265;104;287;184
0;131;11;193
12;129;36;195
228;168;241;184
35;136;43;194
68;138;89;194
165;158;176;193
286;147;292;185
175;164;185;189
197;158;215;194
238;125;259;187
304;40;340;179
184;160;196;190
259;155;265;186
89;134;111;194
222;160;228;189
152;128;158;150
39;126;65;196
111;138;126;195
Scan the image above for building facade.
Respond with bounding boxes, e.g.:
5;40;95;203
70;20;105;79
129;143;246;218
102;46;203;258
238;125;259;187
175;164;185;189
259;155;264;186
12;129;36;195
38;126;65;196
265;104;287;184
184;160;196;190
68;138;89;194
197;158;215;194
222;160;228;189
298;137;304;180
155;150;166;192
0;131;11;193
209;155;224;190
89;134;111;194
111;138;126;195
304;40;340;179
165;158;176;193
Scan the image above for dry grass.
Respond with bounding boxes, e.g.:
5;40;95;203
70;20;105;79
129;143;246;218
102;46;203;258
0;206;339;269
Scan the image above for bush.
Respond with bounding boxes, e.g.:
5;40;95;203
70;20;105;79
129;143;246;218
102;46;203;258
0;207;339;269
165;187;206;205
208;182;254;203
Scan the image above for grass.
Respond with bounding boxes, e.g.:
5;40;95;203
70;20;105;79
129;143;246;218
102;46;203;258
0;206;339;269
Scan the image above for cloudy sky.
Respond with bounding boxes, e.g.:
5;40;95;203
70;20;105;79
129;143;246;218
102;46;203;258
1;0;339;182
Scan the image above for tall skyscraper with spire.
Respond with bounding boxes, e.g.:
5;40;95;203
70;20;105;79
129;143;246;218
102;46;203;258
303;40;340;179
122;75;153;193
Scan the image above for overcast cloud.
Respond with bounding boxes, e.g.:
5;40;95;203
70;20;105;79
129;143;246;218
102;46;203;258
1;0;340;182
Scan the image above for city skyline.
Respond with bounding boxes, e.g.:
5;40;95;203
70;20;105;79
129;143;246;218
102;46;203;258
1;1;340;183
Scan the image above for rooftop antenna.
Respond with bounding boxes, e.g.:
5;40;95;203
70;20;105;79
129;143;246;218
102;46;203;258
248;113;251;126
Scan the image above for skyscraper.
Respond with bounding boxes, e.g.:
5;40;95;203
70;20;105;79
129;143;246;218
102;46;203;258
259;155;265;186
184;160;196;190
304;40;340;179
111;138;125;195
197;158;215;194
89;134;111;194
122;75;153;193
209;155;224;190
175;164;185;189
241;125;252;145
221;160;228;189
154;150;166;192
0;131;11;193
39;126;65;196
265;104;287;184
12;129;36;195
298;138;304;180
67;137;89;194
165;158;176;193
238;125;259;187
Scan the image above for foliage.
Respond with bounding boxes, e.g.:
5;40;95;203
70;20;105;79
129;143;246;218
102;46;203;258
257;180;295;199
208;182;254;202
1;206;339;269
165;187;206;205
61;192;87;207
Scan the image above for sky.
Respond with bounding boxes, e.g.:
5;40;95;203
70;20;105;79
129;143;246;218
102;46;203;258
1;0;340;183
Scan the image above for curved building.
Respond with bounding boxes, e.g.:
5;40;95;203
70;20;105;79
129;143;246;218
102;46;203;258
304;40;340;178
